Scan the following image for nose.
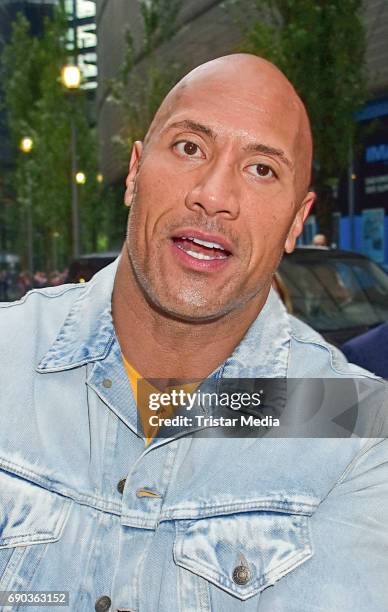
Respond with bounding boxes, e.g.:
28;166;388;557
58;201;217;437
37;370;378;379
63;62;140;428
184;158;239;219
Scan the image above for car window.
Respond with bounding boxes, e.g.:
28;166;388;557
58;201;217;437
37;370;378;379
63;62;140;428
67;256;117;283
280;256;388;331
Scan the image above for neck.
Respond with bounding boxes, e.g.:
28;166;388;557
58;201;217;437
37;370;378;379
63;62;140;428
111;246;270;380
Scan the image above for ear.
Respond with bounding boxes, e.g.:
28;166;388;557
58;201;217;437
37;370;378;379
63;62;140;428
124;141;143;207
284;191;316;254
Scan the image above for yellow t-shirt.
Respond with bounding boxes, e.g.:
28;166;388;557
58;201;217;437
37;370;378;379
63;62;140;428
121;352;198;446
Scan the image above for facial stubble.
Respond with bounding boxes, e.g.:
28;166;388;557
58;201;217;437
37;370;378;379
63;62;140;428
124;192;275;323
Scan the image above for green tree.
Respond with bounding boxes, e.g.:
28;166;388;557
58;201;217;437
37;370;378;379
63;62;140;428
1;6;103;271
108;0;185;161
234;0;366;240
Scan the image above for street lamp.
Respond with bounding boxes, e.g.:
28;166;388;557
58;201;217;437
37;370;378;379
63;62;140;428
75;171;86;185
20;137;34;154
61;64;81;258
61;65;81;90
19;136;34;278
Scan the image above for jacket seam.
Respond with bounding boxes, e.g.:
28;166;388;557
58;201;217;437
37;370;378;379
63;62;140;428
290;332;381;380
0;459;122;516
335;437;387;487
160;500;317;515
0;283;85;309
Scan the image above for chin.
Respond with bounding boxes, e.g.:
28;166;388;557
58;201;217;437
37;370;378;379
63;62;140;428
149;288;249;323
150;296;226;323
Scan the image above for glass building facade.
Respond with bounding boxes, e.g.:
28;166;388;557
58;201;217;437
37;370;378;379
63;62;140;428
64;0;97;90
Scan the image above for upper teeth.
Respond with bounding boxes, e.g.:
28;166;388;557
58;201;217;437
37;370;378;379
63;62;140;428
181;236;225;250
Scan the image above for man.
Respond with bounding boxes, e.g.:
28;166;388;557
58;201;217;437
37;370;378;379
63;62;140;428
0;54;387;612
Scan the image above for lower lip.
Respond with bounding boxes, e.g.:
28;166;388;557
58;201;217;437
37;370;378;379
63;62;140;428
171;240;231;271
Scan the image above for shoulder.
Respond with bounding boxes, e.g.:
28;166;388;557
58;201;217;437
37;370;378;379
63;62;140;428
341;322;388;378
287;314;380;379
343;322;388;352
0;282;85;314
0;283;86;359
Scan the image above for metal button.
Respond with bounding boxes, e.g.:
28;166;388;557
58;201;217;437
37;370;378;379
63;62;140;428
102;378;112;388
95;595;111;612
136;488;162;498
117;478;126;494
232;564;251;585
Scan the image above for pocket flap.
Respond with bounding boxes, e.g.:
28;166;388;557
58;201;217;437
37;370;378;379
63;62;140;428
0;471;71;549
174;508;313;600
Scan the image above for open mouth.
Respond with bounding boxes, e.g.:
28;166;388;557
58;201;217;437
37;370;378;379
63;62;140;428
172;236;232;261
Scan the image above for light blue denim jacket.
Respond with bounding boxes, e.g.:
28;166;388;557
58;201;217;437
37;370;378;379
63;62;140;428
0;256;387;612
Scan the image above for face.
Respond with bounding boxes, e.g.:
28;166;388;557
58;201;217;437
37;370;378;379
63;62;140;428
124;67;315;322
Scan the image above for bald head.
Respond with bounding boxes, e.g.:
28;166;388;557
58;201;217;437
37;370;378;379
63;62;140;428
144;54;313;200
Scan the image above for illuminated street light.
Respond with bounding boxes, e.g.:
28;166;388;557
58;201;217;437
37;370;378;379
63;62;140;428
20;137;34;154
75;171;86;185
61;63;81;257
61;65;81;90
20;137;34;277
96;173;103;184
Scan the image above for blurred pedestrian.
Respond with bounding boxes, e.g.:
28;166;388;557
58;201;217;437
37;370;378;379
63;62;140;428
48;270;62;286
33;270;48;288
60;267;69;284
17;270;32;296
312;233;327;247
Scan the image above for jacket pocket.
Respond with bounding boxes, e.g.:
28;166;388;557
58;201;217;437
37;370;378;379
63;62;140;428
173;502;314;601
0;470;72;590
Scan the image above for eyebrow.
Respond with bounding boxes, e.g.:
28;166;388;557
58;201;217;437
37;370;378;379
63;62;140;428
243;143;294;171
165;119;216;139
165;119;293;170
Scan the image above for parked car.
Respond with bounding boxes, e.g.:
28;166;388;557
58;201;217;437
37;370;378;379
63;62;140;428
278;247;388;346
67;251;120;284
67;248;388;346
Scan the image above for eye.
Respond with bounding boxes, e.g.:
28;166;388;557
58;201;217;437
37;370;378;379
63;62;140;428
173;140;204;158
246;163;276;179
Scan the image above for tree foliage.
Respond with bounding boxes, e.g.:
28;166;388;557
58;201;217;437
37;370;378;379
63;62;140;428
234;0;367;238
1;5;104;270
140;0;184;52
108;0;185;161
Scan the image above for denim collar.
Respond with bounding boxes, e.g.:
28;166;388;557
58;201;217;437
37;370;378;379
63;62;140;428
36;255;291;378
36;256;121;373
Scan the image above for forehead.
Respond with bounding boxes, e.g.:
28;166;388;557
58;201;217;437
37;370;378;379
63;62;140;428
158;73;302;155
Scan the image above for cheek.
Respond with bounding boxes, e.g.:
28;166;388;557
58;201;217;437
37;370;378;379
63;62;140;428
245;206;283;242
140;152;186;189
136;161;186;220
137;167;165;202
250;190;296;231
244;205;294;263
130;170;170;233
